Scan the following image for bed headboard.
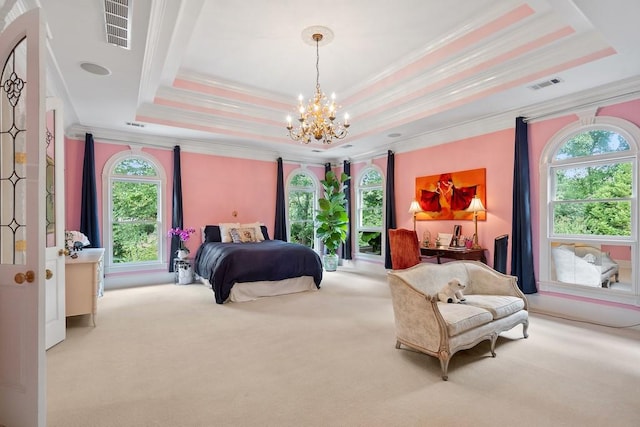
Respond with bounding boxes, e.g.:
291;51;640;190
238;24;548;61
202;225;270;243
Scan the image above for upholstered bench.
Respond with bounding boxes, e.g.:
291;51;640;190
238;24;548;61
387;261;529;380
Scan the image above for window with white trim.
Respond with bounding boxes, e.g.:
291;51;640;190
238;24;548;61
356;166;384;256
286;169;318;248
103;151;166;271
540;117;638;303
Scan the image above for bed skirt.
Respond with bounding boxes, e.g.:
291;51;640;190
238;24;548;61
198;275;318;302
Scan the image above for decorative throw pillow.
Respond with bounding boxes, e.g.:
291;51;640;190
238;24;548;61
202;225;222;243
229;227;257;243
219;222;240;243
229;228;243;243
241;222;265;241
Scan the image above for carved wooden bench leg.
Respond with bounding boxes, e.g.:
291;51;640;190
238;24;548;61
489;334;498;357
439;351;451;381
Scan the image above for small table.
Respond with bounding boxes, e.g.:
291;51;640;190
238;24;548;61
420;246;486;264
173;257;194;285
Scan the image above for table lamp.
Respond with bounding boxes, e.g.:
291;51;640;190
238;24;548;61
408;200;423;231
465;195;486;249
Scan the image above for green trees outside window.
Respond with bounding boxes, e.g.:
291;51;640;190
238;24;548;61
110;157;161;264
552;130;632;237
287;172;316;248
357;168;383;255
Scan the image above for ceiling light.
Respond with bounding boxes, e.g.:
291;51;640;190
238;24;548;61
286;28;350;145
80;62;111;76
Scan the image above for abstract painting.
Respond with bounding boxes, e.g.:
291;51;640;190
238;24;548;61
415;168;486;221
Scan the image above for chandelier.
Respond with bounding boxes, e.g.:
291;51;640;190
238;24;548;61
286;31;350;145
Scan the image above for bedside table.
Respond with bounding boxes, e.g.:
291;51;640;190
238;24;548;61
174;257;194;285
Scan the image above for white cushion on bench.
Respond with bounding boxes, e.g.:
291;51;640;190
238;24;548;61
463;295;525;320
438;303;493;336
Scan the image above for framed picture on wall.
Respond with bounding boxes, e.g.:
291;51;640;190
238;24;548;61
415;168;486;221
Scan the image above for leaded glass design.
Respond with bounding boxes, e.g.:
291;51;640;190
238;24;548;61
0;38;27;265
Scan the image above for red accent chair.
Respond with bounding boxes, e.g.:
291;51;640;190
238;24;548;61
388;228;422;270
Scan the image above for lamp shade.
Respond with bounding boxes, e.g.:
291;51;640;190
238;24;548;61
408;200;422;214
465;196;486;213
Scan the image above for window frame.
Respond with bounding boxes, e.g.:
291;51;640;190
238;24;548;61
102;150;167;273
539;116;639;303
354;164;385;259
285;168;320;250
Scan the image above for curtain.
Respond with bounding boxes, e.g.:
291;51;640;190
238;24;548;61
274;157;287;241
169;146;183;272
511;117;537;294
341;160;352;260
80;133;101;248
384;150;396;269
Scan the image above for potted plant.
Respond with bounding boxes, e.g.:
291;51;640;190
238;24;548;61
315;171;350;271
168;226;196;259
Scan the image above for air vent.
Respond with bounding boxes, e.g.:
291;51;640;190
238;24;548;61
103;0;131;49
528;77;563;91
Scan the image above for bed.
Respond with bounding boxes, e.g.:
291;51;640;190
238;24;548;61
194;224;323;303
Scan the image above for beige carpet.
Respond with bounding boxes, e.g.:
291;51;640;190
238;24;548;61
47;268;640;427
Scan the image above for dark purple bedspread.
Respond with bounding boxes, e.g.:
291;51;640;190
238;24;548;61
194;240;323;303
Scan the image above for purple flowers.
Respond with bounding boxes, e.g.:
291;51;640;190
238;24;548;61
168;227;196;242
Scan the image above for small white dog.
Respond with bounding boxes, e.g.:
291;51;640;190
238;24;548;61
437;278;467;303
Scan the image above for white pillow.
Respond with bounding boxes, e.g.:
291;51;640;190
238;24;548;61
241;222;265;241
219;222;240;243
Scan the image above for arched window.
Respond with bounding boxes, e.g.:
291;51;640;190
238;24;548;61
355;166;384;257
103;150;166;272
540;117;638;303
286;169;319;248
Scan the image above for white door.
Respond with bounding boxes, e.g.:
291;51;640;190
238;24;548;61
0;8;47;427
45;97;66;350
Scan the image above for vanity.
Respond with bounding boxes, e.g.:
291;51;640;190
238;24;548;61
65;248;104;326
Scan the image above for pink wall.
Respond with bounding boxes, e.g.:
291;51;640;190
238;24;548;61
65;139;328;256
381;129;515;268
64;97;639;279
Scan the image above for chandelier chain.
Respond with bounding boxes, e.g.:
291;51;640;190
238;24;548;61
315;37;321;93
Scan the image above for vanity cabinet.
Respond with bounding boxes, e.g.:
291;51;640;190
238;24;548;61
65;248;104;326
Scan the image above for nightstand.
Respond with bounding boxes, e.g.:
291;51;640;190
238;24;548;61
174;257;194;285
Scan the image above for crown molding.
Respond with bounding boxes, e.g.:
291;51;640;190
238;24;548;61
521;75;640;122
65;124;336;166
343;0;528;100
66;75;640;167
176;70;293;105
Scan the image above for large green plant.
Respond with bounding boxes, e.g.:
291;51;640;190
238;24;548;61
316;171;350;255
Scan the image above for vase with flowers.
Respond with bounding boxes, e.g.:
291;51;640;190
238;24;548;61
168;226;196;259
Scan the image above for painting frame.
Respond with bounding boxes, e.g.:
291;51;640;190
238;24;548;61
415;168;486;221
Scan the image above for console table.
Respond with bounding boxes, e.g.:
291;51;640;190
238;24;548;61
420;246;486;264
